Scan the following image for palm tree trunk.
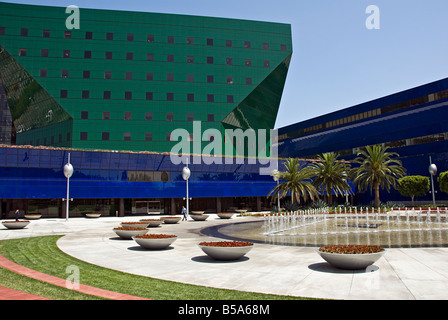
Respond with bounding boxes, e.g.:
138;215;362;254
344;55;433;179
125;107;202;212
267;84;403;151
374;180;380;207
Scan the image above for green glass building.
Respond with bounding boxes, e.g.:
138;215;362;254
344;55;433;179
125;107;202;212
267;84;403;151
0;2;292;154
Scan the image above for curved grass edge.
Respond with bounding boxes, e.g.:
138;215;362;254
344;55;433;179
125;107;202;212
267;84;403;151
0;235;311;300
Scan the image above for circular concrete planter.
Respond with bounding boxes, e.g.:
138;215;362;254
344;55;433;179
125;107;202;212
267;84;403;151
235;209;247;214
2;221;30;229
217;213;234;219
191;214;209;221
162;216;181;224
316;246;385;270
120;221;149;228
198;241;254;260
113;227;148;240
191;211;205;215
24;214;41;220
140;219;163;227
133;234;177;250
85;213;101;218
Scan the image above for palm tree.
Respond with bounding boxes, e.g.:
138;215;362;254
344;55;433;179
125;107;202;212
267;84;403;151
309;152;352;205
350;145;406;207
268;158;318;205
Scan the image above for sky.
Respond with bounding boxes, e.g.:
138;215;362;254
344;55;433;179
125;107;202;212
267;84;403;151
5;0;448;129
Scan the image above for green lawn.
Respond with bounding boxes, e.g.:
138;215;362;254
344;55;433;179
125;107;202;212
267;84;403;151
0;235;312;300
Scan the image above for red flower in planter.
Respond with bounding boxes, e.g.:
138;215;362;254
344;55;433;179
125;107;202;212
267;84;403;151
319;245;384;254
134;234;176;239
113;227;147;231
199;241;253;247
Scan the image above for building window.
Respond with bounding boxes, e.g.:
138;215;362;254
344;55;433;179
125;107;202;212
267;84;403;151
166;133;171;141
67;133;71;141
226;40;232;47
20;28;28;36
146;72;154;81
39;69;47;77
105;51;112;59
60;90;68;98
84;50;91;59
187;113;194;121
167;35;174;43
167;93;174;101
61;70;69;78
226;57;233;65
127;33;134;41
263;60;270;68
41;49;49;57
85;31;93;39
83;71;90;79
106;32;113;40
80;132;88;140
125;72;133;80
246;77;252;85
207;56;214;64
124;112;132;120
166;113;174;121
187;74;194;82
187;93;194;102
280;44;287;51
206;38;213;46
18;48;27;57
63;50;70;58
126;52;133;60
244;41;251;48
0;27;4;35
102;132;109;140
104;71;112;79
207;75;214;83
226;76;234;84
82;91;90;99
103;111;110;120
207;94;214;102
145;92;153;101
123;132;131;141
42;29;50;38
145;133;152;141
187;37;194;45
103;91;111;99
187;55;194;63
245;59;252;67
227;95;234;103
64;30;71;39
145;112;153;120
81;111;89;120
146;53;154;61
167;54;174;62
263;42;269;50
167;73;174;81
147;34;154;43
125;92;132;100
207;114;214;122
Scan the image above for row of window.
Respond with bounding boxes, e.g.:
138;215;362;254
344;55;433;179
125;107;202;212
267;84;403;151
78;132;219;142
81;111;215;122
0;27;287;51
19;48;271;68
40;69;253;84
60;90;236;103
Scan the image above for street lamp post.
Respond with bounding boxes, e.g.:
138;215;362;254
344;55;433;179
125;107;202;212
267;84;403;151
63;153;74;222
272;169;280;211
182;158;191;218
429;156;437;207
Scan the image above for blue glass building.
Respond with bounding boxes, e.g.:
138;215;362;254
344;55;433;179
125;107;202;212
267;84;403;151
278;77;448;204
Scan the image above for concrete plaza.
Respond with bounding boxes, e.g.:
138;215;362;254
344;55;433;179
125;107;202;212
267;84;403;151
1;215;448;300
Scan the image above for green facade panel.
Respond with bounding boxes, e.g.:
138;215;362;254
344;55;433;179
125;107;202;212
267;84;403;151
0;2;292;155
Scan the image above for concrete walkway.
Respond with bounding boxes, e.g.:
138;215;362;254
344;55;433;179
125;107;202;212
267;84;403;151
1;215;448;300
